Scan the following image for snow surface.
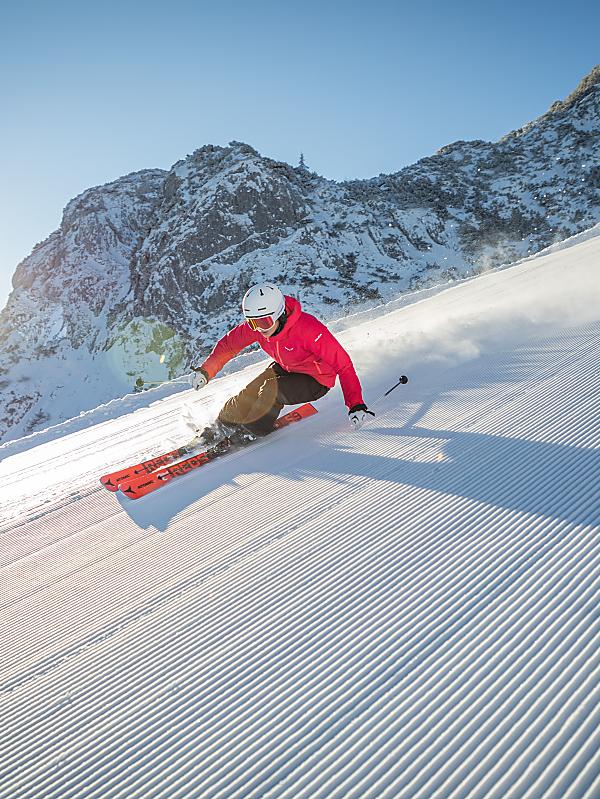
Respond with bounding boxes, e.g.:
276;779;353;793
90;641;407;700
1;228;599;798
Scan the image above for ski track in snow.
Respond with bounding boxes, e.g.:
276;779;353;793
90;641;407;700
1;230;600;799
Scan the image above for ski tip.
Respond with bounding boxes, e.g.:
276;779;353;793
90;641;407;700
100;476;120;492
119;481;145;499
119;486;141;499
119;473;165;499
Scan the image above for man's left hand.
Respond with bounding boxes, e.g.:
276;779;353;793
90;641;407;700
348;403;375;429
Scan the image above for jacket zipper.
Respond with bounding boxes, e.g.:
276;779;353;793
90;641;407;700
275;341;287;369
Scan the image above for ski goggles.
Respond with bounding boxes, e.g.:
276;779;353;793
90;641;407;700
246;315;277;331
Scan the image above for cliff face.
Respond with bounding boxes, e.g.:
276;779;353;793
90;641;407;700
1;67;599;443
128;143;312;331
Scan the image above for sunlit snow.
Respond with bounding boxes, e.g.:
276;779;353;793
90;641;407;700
1;227;599;799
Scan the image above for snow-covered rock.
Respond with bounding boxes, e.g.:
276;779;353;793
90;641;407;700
0;67;599;443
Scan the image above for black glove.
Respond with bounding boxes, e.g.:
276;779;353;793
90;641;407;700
348;404;375;429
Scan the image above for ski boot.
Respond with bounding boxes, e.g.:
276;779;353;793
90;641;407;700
197;420;258;448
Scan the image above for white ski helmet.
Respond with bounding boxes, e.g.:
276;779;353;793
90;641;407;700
242;283;286;330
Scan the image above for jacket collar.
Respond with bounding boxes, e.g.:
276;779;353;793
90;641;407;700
271;296;301;341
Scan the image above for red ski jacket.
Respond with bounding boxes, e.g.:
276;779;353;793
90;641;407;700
199;296;364;409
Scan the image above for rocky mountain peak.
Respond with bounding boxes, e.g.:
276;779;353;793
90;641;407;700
547;63;600;117
504;63;600;141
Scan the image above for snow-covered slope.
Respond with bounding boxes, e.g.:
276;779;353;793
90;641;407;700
0;227;599;799
1;67;599;443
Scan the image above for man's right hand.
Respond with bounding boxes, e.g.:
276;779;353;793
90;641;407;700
192;367;209;391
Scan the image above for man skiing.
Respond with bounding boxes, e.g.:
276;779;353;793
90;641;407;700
191;282;373;443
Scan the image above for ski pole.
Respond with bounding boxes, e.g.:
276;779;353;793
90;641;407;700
384;374;408;396
135;377;191;389
371;375;408;408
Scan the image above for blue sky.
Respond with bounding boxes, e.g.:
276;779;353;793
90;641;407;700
0;0;598;308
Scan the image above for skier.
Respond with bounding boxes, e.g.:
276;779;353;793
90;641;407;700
191;283;374;443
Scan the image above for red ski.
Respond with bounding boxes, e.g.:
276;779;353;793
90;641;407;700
100;441;199;491
107;403;318;500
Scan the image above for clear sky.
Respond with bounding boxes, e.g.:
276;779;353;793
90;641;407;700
0;0;598;309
